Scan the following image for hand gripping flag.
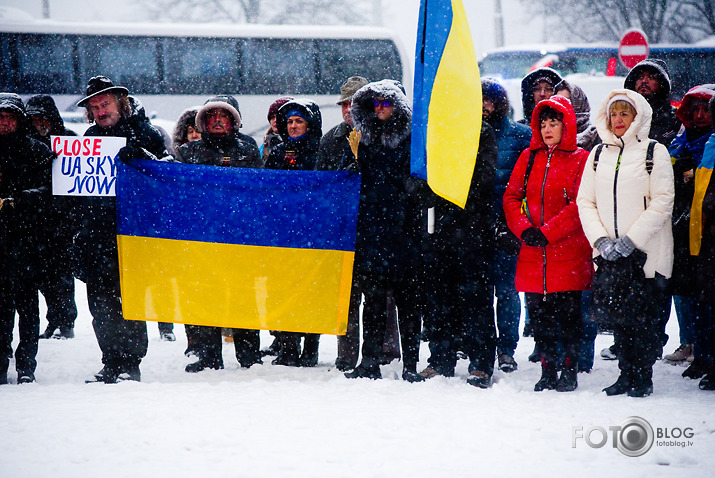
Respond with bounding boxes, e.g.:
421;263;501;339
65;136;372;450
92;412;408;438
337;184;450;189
115;158;360;335
411;0;482;208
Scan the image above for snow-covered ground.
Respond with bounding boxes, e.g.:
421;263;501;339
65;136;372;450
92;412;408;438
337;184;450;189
1;281;713;477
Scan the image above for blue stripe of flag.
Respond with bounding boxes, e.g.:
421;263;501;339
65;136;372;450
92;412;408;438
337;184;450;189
411;0;453;180
116;158;360;252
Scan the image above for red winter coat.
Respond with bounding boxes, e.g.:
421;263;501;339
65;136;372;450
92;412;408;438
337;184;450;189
503;95;592;294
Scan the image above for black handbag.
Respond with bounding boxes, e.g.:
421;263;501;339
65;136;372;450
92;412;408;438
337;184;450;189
590;249;649;325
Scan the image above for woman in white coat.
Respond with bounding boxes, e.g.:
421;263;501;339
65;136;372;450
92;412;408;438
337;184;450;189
577;89;674;397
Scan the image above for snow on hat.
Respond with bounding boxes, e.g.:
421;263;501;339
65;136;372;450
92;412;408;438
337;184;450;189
337;76;369;104
196;96;242;133
77;76;129;107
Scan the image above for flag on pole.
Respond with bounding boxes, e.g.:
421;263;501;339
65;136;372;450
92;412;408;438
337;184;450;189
411;0;482;208
115;158;360;335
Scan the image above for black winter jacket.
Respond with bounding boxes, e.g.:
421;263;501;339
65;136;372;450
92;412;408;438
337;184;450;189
176;132;262;168
265;99;322;171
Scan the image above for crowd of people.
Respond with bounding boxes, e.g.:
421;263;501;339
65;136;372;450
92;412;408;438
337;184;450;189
1;57;714;396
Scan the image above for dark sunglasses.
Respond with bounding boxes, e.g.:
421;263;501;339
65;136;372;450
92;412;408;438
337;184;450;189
373;99;392;108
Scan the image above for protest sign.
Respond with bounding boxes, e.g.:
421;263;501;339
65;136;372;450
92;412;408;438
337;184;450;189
51;136;126;196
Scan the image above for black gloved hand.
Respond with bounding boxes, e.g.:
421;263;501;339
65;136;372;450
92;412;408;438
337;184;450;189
521;227;549;247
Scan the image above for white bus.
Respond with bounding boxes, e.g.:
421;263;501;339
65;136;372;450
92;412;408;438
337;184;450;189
0;21;411;139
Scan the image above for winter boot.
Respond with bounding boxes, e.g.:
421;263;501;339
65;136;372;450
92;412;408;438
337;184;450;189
528;343;540;363
0;357;8;385
260;335;281;357
298;334;320;367
627;367;653;397
467;370;492;389
555;357;578;392
498;353;518;373
88;365;121;384
682;358;710;379
39;325;57;340
699;372;715;391
603;372;631;396
17;372;36;384
402;363;425;383
185;356;224;373
272;333;300;366
345;363;381;380
534;358;558;391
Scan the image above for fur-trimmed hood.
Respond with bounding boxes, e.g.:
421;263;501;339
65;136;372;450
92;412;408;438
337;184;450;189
172;106;200;148
351;79;412;149
196;96;242;134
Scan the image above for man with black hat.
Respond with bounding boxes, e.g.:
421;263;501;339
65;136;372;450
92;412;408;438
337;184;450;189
175;95;263;373
0;93;54;384
77;76;169;383
624;59;681;147
519;67;563;125
25;94;79;341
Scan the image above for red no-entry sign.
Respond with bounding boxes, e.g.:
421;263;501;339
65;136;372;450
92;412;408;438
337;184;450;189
619;29;649;69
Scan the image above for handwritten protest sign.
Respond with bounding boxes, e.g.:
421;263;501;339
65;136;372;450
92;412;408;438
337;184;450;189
51;136;126;196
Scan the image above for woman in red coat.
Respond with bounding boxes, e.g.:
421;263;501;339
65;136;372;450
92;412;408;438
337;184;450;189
503;95;592;392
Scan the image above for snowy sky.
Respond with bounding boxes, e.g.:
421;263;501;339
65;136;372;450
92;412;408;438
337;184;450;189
0;0;546;57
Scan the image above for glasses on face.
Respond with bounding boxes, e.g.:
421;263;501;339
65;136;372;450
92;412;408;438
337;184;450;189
533;86;554;94
373;99;392;108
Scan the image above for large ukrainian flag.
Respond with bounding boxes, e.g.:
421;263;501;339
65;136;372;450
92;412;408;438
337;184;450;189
411;0;482;208
115;158;360;335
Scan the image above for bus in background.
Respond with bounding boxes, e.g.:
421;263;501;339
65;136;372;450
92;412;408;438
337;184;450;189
479;40;715;118
0;21;411;139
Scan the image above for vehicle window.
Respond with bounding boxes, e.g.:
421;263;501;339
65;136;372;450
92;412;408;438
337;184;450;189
242;38;317;95
317;39;402;94
80;35;160;94
480;52;544;80
9;34;76;93
163;37;240;94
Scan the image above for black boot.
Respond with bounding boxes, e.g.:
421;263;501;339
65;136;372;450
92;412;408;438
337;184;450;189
345;363;381;379
628;367;653;397
699;372;715;391
682;358;710;379
528;343;541;363
0;357;8;385
534;358;558;391
39;325;57;340
260;335;281;357
185;356;223;373
603;372;631;396
298;334;320;367
272;333;300;366
556;357;578;392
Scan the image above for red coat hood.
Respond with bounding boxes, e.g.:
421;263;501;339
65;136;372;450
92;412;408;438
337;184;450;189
528;95;578;152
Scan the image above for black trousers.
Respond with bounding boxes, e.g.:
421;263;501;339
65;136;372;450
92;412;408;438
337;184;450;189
0;243;41;376
85;242;147;370
38;238;77;332
359;270;422;371
185;325;260;367
525;290;583;369
425;250;496;376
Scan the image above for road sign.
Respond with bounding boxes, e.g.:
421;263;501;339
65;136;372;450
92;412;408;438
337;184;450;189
619;29;649;69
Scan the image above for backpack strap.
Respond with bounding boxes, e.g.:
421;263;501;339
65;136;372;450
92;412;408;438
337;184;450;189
592;143;605;171
523;149;537;193
645;139;656;175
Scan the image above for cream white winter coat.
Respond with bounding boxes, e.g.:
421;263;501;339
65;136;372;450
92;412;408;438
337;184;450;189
577;89;674;279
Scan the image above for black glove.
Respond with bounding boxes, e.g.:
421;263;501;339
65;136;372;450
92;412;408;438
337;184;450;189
521;227;548;247
497;229;522;256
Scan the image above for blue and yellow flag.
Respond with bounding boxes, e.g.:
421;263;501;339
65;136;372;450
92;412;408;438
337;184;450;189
115;158;360;335
411;0;482;208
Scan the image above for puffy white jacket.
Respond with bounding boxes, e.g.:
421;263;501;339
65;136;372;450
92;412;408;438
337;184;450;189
577;89;674;279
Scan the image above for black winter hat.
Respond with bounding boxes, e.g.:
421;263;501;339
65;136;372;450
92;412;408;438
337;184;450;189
481;77;510;120
624;59;672;103
77;76;129;107
0;92;29;133
276;99;322;142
